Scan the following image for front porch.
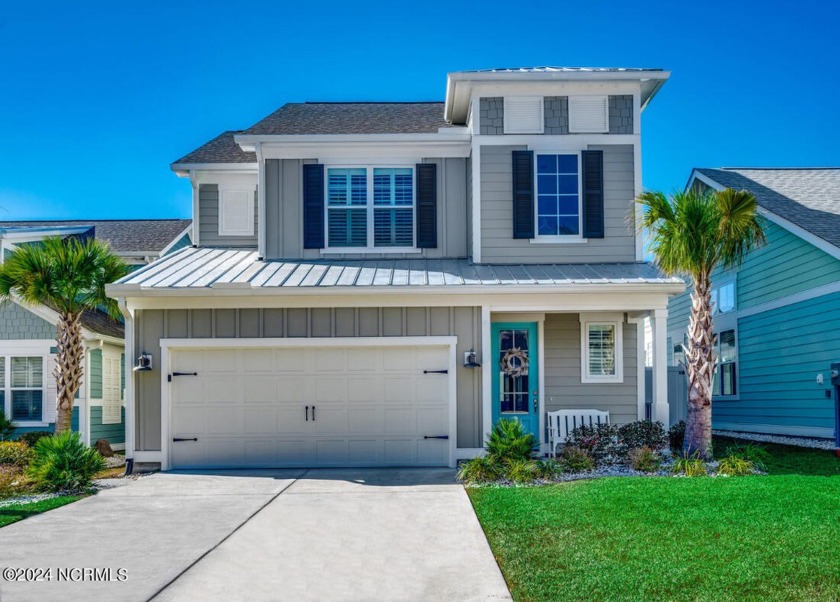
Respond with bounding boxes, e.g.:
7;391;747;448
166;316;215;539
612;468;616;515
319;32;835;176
479;308;670;456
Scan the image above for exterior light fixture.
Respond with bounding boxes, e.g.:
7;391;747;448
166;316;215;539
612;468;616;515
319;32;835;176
463;348;481;368
134;352;153;372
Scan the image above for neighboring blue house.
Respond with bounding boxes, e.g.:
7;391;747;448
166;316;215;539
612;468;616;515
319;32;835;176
0;220;192;448
669;168;840;439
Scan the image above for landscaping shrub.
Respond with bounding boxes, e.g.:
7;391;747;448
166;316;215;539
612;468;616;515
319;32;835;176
486;419;536;463
504;459;538;484
457;456;502;485
619;421;667;451
725;443;769;471
559;446;595;473
17;431;53;448
671;451;707;477
535;458;563;480
0;409;14;441
565;423;623;464
717;454;755;477
27;431;105;492
0;442;35;467
668;421;686;452
628;446;661;473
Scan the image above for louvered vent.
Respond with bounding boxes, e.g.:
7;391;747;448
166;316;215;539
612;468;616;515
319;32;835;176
569;96;609;133
219;189;254;236
503;97;544;134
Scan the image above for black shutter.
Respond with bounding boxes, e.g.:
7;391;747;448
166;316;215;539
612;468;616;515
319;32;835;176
416;163;437;248
511;150;535;239
302;164;325;249
581;150;605;239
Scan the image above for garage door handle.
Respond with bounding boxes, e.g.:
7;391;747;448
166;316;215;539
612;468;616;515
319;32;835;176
168;372;198;382
305;405;309;421
423;435;449;440
423;369;449;374
312;405;316;421
173;437;198;442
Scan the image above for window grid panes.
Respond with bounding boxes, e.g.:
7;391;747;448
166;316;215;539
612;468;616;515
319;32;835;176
537;154;579;236
10;356;43;422
373;168;414;247
326;166;415;249
327;168;368;247
588;324;616;377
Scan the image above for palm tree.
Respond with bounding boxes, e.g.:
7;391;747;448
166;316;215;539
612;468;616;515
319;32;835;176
0;237;128;433
637;188;765;458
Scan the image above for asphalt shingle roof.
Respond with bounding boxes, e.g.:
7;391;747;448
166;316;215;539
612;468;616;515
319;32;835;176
172;130;257;165
242;102;452;135
80;309;124;338
0;220;192;254
112;247;682;291
695;168;840;249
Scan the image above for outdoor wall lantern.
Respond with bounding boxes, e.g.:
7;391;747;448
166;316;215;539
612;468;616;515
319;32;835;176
463;348;481;368
134;352;153;372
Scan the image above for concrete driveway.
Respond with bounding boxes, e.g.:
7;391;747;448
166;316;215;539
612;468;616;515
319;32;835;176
0;469;510;602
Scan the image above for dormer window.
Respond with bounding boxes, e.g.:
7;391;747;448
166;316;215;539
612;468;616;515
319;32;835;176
326;166;416;251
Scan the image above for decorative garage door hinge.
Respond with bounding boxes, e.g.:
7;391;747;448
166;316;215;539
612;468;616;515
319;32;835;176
422;369;448;374
423;435;449;439
167;372;198;382
173;437;198;442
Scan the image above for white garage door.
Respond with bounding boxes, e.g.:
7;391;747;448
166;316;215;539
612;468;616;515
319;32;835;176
167;343;453;469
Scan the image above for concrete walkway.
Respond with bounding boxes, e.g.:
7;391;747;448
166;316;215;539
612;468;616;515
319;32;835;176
0;469;510;602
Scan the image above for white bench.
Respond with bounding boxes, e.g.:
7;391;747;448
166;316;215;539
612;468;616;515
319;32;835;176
547;409;611;457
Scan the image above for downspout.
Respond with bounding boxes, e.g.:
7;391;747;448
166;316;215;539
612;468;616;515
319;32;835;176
117;297;135;476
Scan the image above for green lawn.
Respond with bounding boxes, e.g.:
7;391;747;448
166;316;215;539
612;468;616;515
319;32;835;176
468;438;840;601
0;496;84;528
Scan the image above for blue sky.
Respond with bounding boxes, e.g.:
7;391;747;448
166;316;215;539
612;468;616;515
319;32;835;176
1;0;837;220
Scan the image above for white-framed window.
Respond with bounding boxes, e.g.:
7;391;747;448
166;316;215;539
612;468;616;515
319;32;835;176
536;153;581;237
580;315;624;383
325;165;416;252
10;356;44;422
503;96;544;134
568;96;609;133
712;280;736;315
713;329;737;397
101;355;122;425
218;189;255;236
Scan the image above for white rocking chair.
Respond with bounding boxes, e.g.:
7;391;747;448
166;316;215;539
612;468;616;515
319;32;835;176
547;409;610;457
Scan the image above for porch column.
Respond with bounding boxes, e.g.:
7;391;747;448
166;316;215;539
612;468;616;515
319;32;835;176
651;309;669;426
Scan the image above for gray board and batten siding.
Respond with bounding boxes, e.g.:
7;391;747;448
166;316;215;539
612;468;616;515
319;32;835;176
133;306;483;452
479;144;636;263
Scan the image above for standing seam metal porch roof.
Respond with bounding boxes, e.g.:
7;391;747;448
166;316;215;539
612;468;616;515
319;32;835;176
110;247;683;291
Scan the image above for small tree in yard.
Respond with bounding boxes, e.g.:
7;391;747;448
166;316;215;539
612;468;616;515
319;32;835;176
0;237;128;433
637;188;764;458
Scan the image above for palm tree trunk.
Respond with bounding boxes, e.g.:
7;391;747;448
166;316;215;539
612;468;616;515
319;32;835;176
54;312;83;433
684;275;715;459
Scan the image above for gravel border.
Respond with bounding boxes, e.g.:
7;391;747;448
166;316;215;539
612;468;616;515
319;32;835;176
713;429;837;450
0;491;78;508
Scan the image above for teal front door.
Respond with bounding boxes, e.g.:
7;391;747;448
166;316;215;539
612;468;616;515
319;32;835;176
491;322;540;441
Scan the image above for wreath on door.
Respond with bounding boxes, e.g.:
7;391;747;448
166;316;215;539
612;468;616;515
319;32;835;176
500;348;529;378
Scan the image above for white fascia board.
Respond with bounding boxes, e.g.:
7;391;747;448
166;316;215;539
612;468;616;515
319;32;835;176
234;131;471;145
255;139;471;160
171;163;258;176
687;170;840;262
0;226;92;242
109;286;684;314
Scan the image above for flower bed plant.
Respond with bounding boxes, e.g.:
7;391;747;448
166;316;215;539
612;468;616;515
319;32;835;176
456;419;767;487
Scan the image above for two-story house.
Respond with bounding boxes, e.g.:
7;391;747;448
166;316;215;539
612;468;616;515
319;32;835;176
107;67;683;470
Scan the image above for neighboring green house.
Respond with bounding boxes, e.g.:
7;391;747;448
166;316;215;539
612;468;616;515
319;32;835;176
669;168;840;439
0;220;192;448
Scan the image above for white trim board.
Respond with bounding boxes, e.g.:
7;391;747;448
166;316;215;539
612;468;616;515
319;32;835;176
159;336;458;471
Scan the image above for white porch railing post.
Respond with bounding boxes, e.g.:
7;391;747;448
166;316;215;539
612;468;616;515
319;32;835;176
652;309;669;426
